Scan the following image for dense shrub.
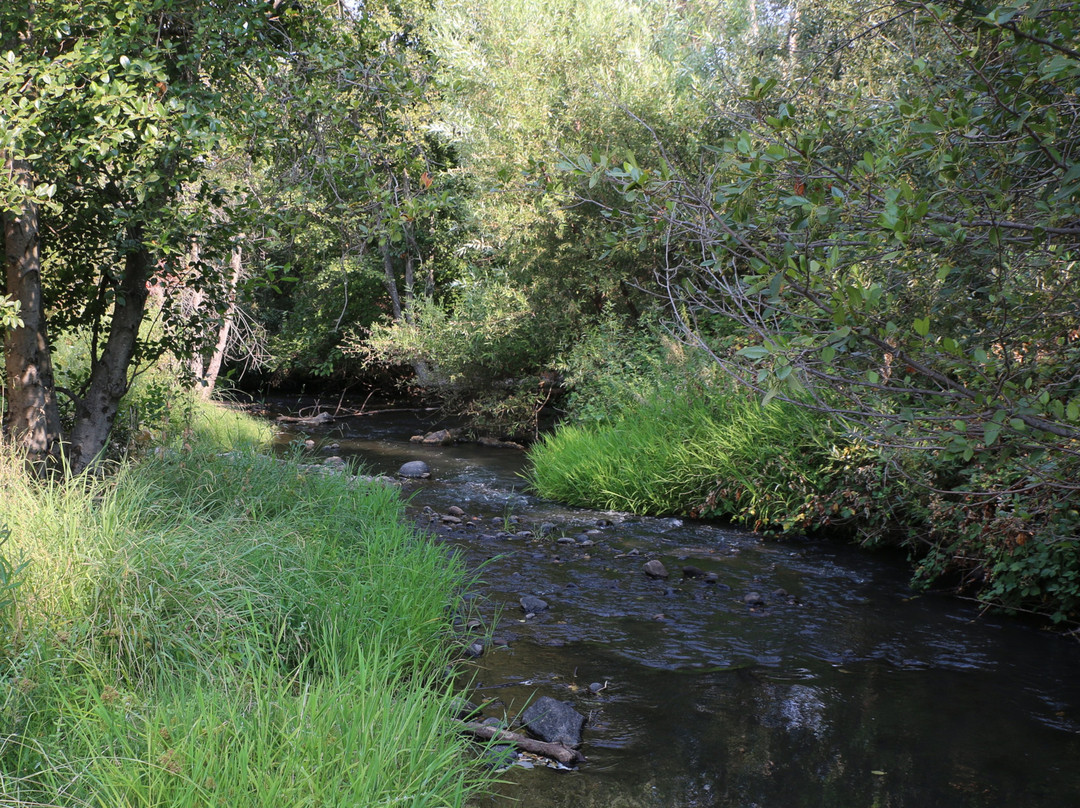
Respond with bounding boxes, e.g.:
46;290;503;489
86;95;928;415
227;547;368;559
358;278;566;437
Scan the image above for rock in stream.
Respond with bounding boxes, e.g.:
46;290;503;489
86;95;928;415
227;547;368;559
520;696;586;748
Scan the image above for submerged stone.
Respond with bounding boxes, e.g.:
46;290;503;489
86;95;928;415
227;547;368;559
464;641;485;658
481;744;518;771
643;560;670;579
450;698;481;719
520;595;549;613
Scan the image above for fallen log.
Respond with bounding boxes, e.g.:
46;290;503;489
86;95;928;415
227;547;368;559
458;721;585;765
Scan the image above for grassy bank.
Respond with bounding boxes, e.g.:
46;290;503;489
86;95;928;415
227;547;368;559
530;376;1080;625
0;401;486;806
529;386;846;531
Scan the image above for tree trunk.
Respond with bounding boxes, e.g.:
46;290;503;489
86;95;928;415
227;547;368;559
67;229;152;473
2;152;61;472
380;222;435;386
198;246;244;399
381;239;403;321
786;0;800;81
185;243;206;384
403;248;415;322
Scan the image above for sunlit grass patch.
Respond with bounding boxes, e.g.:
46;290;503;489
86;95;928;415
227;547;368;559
0;405;488;807
528;384;832;529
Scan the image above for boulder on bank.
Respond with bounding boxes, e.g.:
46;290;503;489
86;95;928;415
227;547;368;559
520;696;586;748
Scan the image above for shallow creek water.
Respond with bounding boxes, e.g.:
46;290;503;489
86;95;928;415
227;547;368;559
273;406;1080;808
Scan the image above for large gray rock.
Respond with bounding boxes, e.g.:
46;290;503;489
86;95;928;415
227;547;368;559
520;697;585;748
397;460;431;478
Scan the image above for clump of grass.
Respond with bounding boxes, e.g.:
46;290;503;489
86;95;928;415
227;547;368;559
529;384;834;529
185;395;276;451
0;403;488;806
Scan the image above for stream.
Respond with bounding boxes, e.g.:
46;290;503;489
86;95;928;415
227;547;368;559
271;404;1080;808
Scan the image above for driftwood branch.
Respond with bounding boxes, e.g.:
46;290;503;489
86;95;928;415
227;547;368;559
458;721;586;765
275;406;438;424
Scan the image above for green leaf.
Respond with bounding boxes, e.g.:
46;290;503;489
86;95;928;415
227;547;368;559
984;420;1002;446
913;317;930;337
985;5;1021;25
768;272;784;300
737;346;771;360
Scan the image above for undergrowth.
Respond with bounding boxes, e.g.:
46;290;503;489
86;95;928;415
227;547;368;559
0;403;488;806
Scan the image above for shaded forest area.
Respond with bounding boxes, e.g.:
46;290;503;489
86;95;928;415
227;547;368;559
3;0;1080;622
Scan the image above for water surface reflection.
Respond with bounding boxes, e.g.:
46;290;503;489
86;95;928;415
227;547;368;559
273;407;1080;807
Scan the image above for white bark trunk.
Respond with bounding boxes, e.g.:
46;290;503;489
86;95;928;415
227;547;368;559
198;246;244;398
786;0;800;81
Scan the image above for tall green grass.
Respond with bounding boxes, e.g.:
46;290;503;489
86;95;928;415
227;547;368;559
0;404;487;807
529;385;836;529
